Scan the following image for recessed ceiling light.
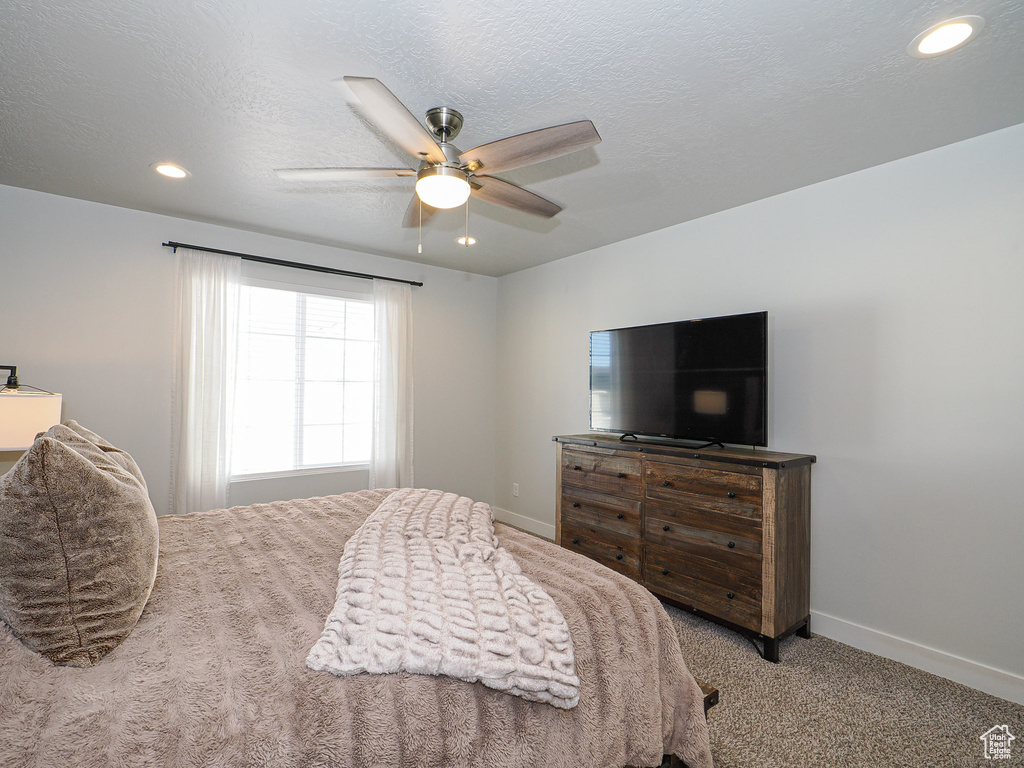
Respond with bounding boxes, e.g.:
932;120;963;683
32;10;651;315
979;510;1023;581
152;162;191;179
909;16;985;58
456;236;477;246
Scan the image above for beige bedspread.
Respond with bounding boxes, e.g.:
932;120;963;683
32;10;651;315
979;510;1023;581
0;489;712;768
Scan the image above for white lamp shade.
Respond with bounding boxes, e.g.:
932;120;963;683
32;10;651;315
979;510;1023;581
0;391;63;450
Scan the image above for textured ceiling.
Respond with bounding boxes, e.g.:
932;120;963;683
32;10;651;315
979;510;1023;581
2;0;1023;277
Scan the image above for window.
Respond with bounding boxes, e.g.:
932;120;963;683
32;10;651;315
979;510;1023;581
230;282;374;478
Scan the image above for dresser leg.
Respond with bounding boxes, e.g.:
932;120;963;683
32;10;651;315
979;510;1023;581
762;637;780;663
797;615;811;639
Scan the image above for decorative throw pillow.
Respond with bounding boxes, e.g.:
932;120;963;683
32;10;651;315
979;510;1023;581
0;423;159;666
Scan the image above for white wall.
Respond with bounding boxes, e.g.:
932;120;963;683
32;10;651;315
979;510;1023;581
495;123;1024;700
0;184;497;513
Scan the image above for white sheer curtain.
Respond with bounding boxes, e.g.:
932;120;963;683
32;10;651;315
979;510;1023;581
370;279;414;489
170;248;240;515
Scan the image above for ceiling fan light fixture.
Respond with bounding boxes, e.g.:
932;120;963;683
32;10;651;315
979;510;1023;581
909;16;985;57
415;166;471;209
456;236;477;246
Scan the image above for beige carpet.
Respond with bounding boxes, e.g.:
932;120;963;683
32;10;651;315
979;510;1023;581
663;604;1023;768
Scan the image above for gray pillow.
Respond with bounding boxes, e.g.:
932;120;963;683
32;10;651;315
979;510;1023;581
0;423;159;666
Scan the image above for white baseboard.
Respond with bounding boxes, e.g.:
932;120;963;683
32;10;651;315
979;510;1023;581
492;506;556;541
812;611;1024;705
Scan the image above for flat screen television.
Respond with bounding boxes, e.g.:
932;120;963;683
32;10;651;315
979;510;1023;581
590;311;768;446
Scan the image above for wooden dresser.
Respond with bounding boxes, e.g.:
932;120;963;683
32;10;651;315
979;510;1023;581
554;434;814;662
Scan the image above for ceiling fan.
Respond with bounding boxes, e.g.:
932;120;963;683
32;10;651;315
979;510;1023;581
275;77;601;229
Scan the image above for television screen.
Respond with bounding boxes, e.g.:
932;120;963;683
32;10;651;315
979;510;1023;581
590;311;767;446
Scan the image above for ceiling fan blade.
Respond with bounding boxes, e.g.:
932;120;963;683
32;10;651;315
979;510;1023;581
402;193;437;229
275;167;415;181
343;76;446;165
470;175;562;218
459;120;601;174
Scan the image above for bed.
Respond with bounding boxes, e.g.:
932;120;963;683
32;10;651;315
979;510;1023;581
0;426;712;768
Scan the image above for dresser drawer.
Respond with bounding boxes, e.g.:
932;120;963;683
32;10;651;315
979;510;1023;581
561;486;641;538
645;460;762;519
645;543;761;631
645;504;762;578
560;517;641;581
562;447;641;498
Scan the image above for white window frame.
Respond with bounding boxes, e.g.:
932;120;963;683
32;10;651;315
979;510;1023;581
229;273;374;481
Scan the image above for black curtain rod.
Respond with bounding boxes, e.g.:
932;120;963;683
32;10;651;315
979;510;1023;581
161;241;423;287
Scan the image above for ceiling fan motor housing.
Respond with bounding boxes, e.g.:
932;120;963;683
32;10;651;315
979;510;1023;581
417;142;465;172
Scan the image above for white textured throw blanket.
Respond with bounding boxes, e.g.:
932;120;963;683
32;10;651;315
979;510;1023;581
307;488;580;708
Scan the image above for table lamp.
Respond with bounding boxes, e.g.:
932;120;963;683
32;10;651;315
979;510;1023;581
0;365;63;451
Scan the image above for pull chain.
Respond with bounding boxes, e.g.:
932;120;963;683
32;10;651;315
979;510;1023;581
418;197;423;254
464;197;469;246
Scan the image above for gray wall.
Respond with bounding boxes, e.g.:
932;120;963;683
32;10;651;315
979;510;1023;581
0;184;497;512
494;123;1024;698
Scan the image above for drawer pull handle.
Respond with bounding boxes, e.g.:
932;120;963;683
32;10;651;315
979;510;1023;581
615;554;624;560
726;592;735;600
571;502;580;508
573;465;582;471
572;538;580;545
661;568;669;576
616;513;624;519
727;491;736;498
662;525;670;532
617;472;626;478
662;480;671;487
727;541;736;549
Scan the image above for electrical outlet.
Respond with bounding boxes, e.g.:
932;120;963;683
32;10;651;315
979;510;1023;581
513;483;519;497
